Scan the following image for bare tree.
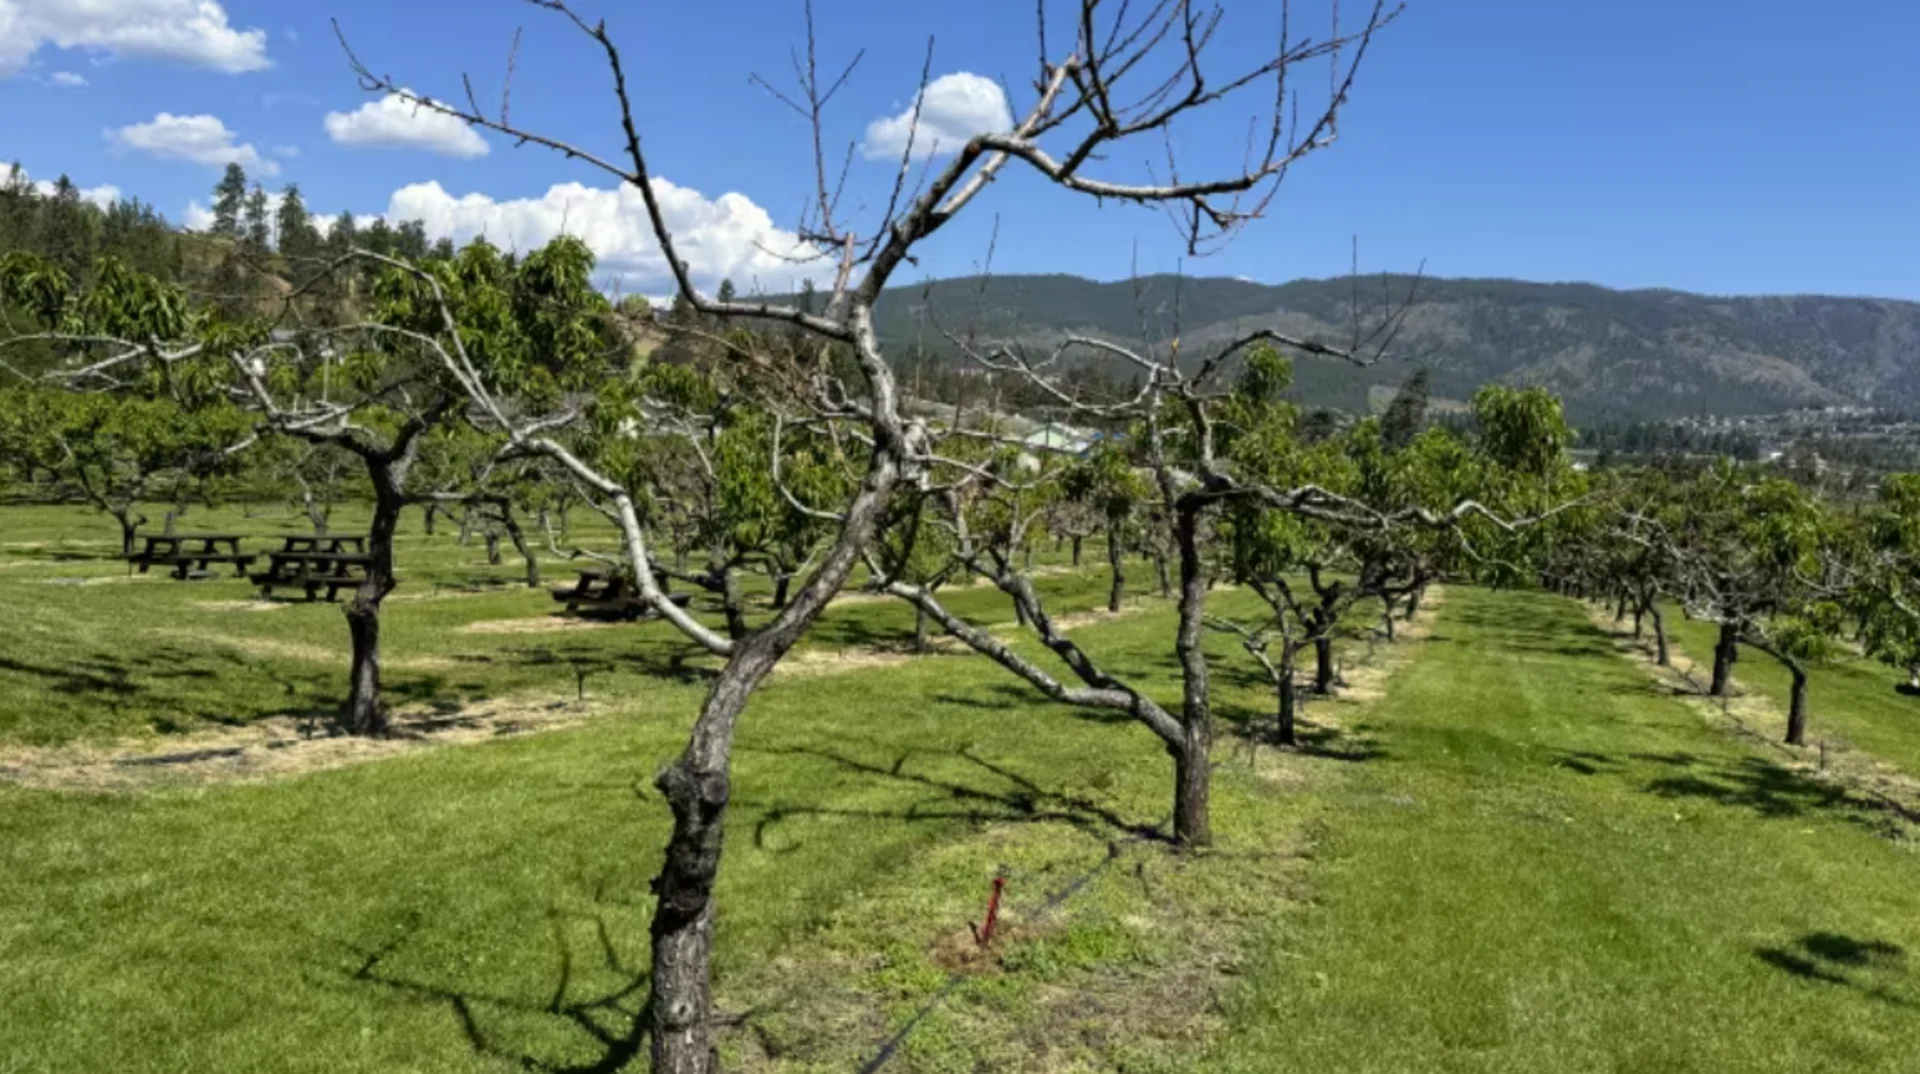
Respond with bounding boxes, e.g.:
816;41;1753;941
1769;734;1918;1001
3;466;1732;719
329;1;1404;1069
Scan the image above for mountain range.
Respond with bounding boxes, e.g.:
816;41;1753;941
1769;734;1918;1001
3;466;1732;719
862;274;1920;420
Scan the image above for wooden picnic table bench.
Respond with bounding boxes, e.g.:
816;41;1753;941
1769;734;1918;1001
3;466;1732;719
551;565;688;620
250;551;376;602
278;534;369;555
128;533;257;580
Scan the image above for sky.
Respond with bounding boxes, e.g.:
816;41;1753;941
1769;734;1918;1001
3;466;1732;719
3;0;1918;299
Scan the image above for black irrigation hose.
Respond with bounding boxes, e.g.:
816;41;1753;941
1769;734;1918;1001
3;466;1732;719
856;832;1157;1073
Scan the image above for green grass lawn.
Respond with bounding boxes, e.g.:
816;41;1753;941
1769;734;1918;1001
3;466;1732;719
1662;610;1920;778
7;503;1920;1072
1199;588;1920;1073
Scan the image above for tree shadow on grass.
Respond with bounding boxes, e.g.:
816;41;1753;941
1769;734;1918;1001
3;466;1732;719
1753;932;1913;1008
333;904;657;1074
736;740;1169;847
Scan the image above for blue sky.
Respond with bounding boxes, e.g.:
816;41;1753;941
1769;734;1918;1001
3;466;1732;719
4;0;1918;298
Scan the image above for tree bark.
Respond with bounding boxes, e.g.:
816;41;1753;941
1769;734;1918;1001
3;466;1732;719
422;503;437;536
1276;642;1298;747
1170;497;1213;846
1405;584;1424;621
1785;662;1809;746
1070;535;1082;567
499;505;539;587
1648;601;1670;666
771;572;792;610
1710;622;1739;697
112;509;145;557
1314;636;1336;695
341;487;401;736
1106;519;1125;613
1381;600;1397;642
642;422;904;1074
913;604;930;651
1154;551;1172;600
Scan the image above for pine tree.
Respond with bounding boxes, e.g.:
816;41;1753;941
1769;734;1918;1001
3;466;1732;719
1381;367;1431;451
243;184;272;253
211;163;248;236
716;278;737;304
274;184;319;260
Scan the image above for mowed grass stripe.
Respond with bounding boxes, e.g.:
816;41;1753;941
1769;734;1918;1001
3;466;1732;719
1200;587;1920;1074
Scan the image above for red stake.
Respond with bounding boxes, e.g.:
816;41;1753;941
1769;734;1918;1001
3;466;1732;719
975;875;1007;948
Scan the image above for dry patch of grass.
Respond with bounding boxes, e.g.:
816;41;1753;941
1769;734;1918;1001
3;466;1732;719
0;692;602;792
459;614;629;636
192;599;287;613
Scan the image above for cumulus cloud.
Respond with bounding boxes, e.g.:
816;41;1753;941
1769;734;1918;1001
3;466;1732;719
0;0;269;77
48;70;87;87
862;72;1012;161
107;112;276;175
323;92;489;158
382;178;822;293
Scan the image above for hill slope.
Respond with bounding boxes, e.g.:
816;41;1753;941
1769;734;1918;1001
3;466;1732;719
866;274;1920;419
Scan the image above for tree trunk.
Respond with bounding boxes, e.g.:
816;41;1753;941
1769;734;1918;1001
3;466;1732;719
1381;600;1397;642
1106;520;1125;613
483;529;503;565
1276;643;1298;747
771;572;792;610
913;604;930;651
1070;535;1082;567
640;430;904;1074
1023;542;1034;571
162;509;181;536
1710;622;1739;697
1632;601;1644;638
719;568;749;641
1170;497;1213;845
1405;584;1424;621
112;509;144;557
1153;552;1172;599
1649;602;1670;666
499;505;539;588
341;490;401;736
1314;636;1336;694
1785;661;1809;746
422;504;437;536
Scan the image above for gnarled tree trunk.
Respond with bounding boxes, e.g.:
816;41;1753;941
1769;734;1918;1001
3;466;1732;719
1170;497;1213;845
1647;601;1670;666
342;485;403;736
1314;636;1336;695
1106;518;1125;613
1785;661;1809;746
1710;622;1739;697
1275;641;1299;747
1070;534;1082;567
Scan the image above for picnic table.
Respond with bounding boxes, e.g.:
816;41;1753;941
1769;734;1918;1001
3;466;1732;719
129;533;256;580
250;551;376;602
278;534;369;555
551;565;689;620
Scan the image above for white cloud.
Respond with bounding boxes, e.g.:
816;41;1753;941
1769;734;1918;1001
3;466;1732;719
323;92;489;159
48;70;87;86
862;72;1012;161
0;0;269;77
270;144;300;159
381;178;823;293
108;112;277;175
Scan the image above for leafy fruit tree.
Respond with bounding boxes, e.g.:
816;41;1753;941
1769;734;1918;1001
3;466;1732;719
1641;464;1845;744
0;384;249;553
1855;473;1920;690
1;236;613;735
331;0;1404;1069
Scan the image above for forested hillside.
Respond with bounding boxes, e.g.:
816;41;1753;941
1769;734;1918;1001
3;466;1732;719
8;163;1917;421
867;274;1920;419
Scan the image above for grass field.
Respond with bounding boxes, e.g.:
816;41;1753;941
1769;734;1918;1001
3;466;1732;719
4;504;1920;1072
